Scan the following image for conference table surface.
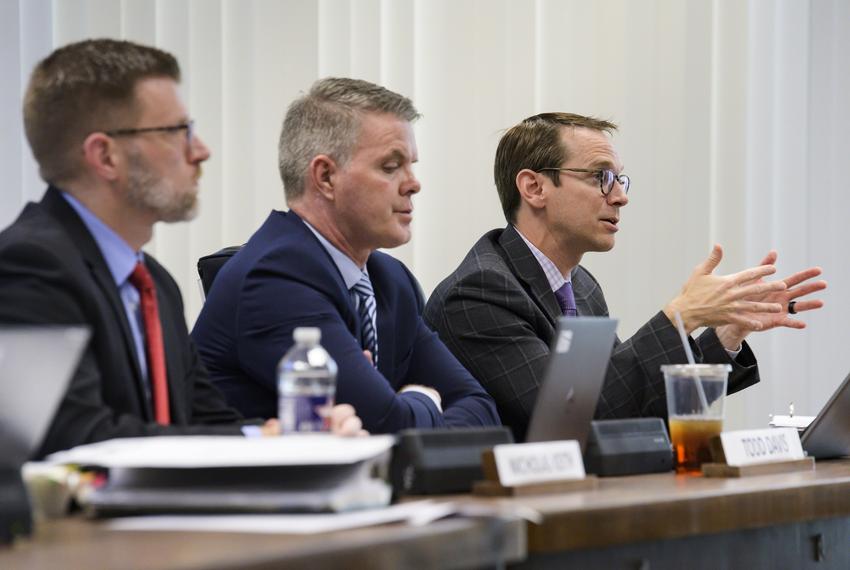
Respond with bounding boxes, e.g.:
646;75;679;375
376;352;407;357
0;512;526;570
4;459;850;569
459;458;850;554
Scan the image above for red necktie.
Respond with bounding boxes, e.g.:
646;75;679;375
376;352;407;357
129;262;171;425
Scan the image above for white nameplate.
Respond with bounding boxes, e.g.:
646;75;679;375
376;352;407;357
492;441;585;487
719;428;805;467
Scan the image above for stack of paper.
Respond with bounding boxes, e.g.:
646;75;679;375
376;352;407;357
45;435;395;516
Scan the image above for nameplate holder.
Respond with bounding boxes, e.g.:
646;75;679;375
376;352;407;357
473;441;597;496
702;428;814;478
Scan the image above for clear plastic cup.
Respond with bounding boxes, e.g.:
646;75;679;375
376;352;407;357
662;364;730;474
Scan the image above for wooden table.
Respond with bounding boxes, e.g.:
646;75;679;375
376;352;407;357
0;513;525;570
461;458;850;569
6;460;850;569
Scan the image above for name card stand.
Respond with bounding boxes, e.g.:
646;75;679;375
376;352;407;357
472;447;597;497
701;428;815;478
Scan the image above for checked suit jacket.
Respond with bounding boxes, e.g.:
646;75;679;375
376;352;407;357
423;225;759;442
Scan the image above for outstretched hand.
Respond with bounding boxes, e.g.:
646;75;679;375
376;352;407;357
715;250;826;348
663;244;786;334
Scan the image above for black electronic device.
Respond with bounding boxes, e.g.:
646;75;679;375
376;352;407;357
1;463;33;545
1;326;90;544
583;418;674;477
390;427;513;495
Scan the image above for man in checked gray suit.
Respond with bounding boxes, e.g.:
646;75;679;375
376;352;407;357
424;113;826;442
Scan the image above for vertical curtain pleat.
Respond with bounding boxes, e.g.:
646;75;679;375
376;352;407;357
2;0;848;429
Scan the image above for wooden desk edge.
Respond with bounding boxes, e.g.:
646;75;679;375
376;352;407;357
527;469;850;553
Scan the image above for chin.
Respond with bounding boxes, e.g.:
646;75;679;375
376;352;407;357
592;238;616;252
379;229;412;249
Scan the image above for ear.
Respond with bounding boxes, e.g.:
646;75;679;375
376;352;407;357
308;154;338;200
81;133;122;182
515;168;547;211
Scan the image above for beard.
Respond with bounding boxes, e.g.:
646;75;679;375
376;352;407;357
125;151;199;223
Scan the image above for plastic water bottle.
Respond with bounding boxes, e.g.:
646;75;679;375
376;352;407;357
277;327;338;433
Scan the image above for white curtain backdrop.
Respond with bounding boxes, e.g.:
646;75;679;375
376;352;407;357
2;0;848;429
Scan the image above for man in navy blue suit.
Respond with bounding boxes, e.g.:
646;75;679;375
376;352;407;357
0;40;365;457
192;78;499;433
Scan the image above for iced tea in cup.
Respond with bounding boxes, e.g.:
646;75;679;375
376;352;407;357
662;364;730;474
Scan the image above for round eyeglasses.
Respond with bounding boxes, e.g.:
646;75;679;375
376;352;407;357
536;167;630;196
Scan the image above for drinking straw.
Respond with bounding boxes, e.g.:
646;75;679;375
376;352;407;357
673;311;710;414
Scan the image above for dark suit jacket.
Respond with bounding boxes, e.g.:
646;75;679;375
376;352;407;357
191;210;499;432
0;187;245;458
423;226;759;441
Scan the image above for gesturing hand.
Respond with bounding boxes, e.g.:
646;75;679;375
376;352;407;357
715;250;827;349
663;244;786;334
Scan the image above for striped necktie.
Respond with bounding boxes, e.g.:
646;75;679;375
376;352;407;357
554;281;578;317
351;272;378;366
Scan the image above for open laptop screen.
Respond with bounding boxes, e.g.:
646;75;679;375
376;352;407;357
525;317;617;448
0;326;89;463
801;371;850;459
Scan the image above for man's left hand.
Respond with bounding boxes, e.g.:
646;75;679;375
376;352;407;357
716;250;827;350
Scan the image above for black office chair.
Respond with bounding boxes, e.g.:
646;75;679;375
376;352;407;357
197;244;428;306
197;245;242;297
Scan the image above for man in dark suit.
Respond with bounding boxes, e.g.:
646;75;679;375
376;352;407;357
192;78;499;433
424;113;826;441
0;39;362;458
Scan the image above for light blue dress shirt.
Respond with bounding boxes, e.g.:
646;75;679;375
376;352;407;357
61;192;151;401
63;192;261;435
302;219;378;346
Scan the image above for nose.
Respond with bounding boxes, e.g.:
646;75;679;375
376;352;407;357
607;181;628;206
404;167;421;196
189;133;211;163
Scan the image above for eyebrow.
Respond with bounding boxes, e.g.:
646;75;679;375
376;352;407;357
382;149;411;163
587;159;623;173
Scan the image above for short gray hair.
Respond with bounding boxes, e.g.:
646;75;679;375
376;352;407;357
278;77;420;201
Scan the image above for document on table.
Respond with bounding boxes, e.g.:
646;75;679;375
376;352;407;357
42;435;397;515
106;500;459;535
46;434;396;468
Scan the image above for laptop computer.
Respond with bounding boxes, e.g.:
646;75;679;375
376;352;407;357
525;317;618;448
800;371;850;459
0;326;89;542
0;326;90;462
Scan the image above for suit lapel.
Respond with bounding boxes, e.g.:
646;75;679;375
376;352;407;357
571;266;605;317
41;187;152;420
498;226;562;324
286;211;361;341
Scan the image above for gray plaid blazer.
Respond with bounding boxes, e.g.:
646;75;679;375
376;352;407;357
424;226;759;441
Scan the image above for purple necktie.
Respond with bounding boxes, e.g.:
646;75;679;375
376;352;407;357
554;282;578;317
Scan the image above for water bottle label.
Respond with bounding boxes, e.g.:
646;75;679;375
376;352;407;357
279;394;333;433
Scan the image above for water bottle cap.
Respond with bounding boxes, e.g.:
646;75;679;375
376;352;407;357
293;327;321;345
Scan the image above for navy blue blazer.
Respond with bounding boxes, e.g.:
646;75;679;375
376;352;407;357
192;210;499;433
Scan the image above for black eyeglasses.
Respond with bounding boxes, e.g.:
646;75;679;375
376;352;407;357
536;167;630;196
104;120;195;146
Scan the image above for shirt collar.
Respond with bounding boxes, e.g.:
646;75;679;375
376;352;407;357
61;191;142;286
513;226;570;293
301;219;366;290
